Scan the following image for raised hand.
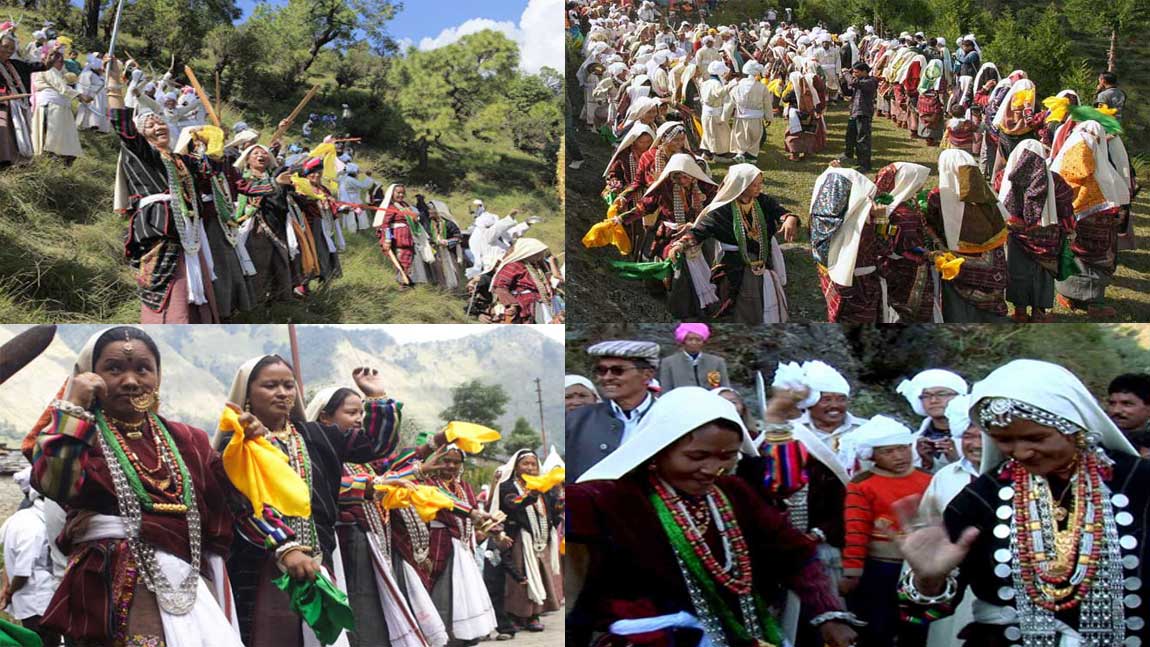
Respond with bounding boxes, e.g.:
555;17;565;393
66;373;107;410
892;494;979;585
352;367;387;398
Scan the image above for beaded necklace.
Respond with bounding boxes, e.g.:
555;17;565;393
95;410;202;614
517;480;551;554
272;426;319;551
733;198;767;268
96;410;190;514
158;154;203;255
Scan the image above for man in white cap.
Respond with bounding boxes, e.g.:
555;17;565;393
566;340;661;480
0;469;62;647
895;368;968;472
795;360;868;465
698;58;732;160
729;59;771;162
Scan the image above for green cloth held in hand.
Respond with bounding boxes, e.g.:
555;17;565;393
0;618;42;647
273;570;356;645
609;258;675;280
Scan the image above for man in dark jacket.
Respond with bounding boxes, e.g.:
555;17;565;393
842;62;878;172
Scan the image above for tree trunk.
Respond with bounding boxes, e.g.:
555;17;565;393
417;140;429;170
84;0;100;41
1108;27;1117;72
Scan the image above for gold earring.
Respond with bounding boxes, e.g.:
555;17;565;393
129;389;158;413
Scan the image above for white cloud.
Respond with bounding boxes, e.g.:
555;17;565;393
415;0;563;74
395;37;414;51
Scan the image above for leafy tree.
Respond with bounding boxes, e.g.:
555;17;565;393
122;0;240;69
439;379;509;430
1065;0;1150;72
502;417;541;455
981;7;1069;98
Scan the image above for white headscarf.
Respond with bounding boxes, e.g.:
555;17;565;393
576;387;757;483
565;375;600;401
216;355;308;448
303;386;362;424
371;183;405;228
972;62;998;94
808;166;876;286
1050;120;1131;213
896;54;926;84
944;394;972;441
997;139;1058;227
936;148;1009;250
643;153;715;197
622;95;662;125
884;162;931;215
608;121;656;176
488;449;539;515
695;163;762;222
233;143;271;172
991;78;1036;130
896;369;969;416
492;237;548;278
970;359;1137;474
962;34;981;56
707;60;729;77
844;415;914;462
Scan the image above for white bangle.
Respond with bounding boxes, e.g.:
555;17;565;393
809;610;865;627
899;568;958;605
51;399;94;423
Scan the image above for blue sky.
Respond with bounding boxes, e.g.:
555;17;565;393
233;0;526;40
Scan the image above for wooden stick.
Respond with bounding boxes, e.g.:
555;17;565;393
214;70;221;120
183;65;220;128
271;83;320;143
0;93;31;102
329;137;361;143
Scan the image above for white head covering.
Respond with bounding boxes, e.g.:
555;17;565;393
576;387;756;483
808;167;876;287
604;122;656;178
1051;120;1131;211
896;369;969;416
992;79;1036;129
997;139;1058;227
970;359;1138;474
622;95;663;126
429;200;455;223
233;143;271;172
217;356;308;447
707;60;729;77
896;54;926;84
741;59;763;77
643;153;715;197
488;449;539;515
695;163;762;222
492;237;548;277
226;128;259;150
304;386;362;424
936;148;1009;250
565;375;600;401
371;183;405;228
973;62;998;92
883;162;931;215
13;466;31;495
542;445;565;472
845;415;915;462
963;34;981;56
945;394;973;440
84;52;103;71
801;360;850;398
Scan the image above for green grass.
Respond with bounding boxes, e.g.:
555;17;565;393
0;107;560;323
565;103;1150;322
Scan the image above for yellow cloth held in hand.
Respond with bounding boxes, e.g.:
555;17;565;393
443;421;501;454
934;252;965;280
375;483;455;522
1097;104;1118;117
1011;87;1035;110
582;218;632;255
193;125;226;160
219;407;312;517
307;142;341;193
521;466;566;493
1043;96;1070;123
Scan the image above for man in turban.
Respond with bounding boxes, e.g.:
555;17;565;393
658;322;730;391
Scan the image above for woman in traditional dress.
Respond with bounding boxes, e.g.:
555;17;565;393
427;200;466;292
376;183;431;287
603;123;655;259
991;78;1042;179
873;162;938;322
106;55;221;323
490;449;562;633
0;28;42;166
423;445;498;646
218;357;401;646
568;386;861;647
491;238;556;323
915;59;946;146
679;164;800;323
76;52;111;132
25;326;246;646
996;139;1076;322
31;40;89;162
925;149;1010;322
288;157;344;287
809;164;882;323
234;143;297;306
304;386;449;647
782;69;823;161
638;152;719;319
899;53;925;139
897;359;1150;646
1051;120;1131;318
632;121;690;261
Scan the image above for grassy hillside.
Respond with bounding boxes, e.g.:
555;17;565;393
0;12;561;323
566;103;1150;322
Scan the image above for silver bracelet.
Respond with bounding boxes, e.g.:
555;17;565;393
899;568;958;604
809;527;827;543
51;399;94;423
809;610;866;627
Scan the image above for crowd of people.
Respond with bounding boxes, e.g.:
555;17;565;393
569;0;1140;323
0;326;564;647
565;322;1150;647
0;22;563;324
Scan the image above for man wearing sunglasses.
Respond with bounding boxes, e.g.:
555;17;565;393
566;340;661;481
896;368;968;473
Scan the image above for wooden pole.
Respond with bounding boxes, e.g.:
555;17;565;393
288;324;305;398
271;84;320;143
214;70;222;120
183;65;220;128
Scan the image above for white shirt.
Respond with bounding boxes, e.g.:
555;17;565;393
2;500;59;620
795;410;868;472
610;392;656;445
918;458;979;520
